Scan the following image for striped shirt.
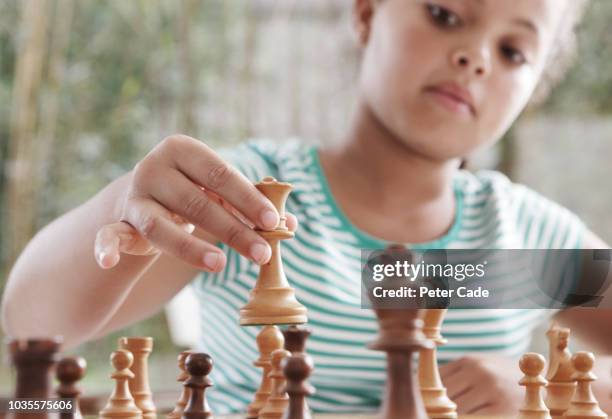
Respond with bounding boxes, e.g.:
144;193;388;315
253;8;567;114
191;139;586;413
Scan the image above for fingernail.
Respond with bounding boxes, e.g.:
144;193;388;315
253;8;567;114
250;242;271;264
260;210;278;230
97;251;107;266
203;253;220;270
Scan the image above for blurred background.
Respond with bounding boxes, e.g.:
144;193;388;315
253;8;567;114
0;0;611;404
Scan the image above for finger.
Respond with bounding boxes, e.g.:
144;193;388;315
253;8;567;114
209;190;255;229
95;224;122;269
160;135;280;230
286;212;299;232
439;359;463;379
456;387;491;415
442;367;473;401
145;169;272;264
123;198;227;271
95;221;162;269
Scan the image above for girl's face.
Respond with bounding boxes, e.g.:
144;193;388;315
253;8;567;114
357;0;568;160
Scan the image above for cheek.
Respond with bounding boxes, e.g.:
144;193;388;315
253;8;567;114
361;14;443;118
483;68;538;141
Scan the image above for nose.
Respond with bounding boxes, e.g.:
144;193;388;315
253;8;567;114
451;46;491;77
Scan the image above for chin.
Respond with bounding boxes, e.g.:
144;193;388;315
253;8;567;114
398;136;473;162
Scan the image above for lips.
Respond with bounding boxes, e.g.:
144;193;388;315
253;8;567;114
424;82;476;116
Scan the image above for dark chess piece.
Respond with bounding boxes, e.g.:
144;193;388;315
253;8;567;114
55;356;87;419
282;326;311;354
281;353;315;419
182;353;214;419
368;309;432;419
7;337;63;419
282;326;314;418
8;337;63;399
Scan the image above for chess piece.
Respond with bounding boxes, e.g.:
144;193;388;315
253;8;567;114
563;352;607;419
259;349;291;419
118;337;156;419
239;177;307;325
7;337;63;419
418;309;457;418
56;356;87;419
247;326;284;419
99;350;142;419
369;309;432;419
168;351;192;419
182;353;214;419
283;326;311;354
518;353;551;419
281;350;315;419
545;324;576;418
8;337;63;399
282;326;314;418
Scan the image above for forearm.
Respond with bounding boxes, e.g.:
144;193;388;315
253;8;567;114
1;171;158;347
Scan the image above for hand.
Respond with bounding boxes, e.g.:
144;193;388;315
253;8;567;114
94;135;298;272
439;354;523;415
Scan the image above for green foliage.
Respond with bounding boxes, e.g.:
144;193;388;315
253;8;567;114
542;0;612;114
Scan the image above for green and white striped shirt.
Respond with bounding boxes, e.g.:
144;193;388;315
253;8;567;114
192;139;585;413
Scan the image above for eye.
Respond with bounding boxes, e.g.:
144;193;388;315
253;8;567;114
500;45;527;65
426;3;462;28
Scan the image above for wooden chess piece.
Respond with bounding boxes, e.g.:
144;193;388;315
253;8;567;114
239;177;307;325
282;326;314;418
282;326;311;354
545;324;576;418
563;352;607;419
518;353;551;419
259;349;291;419
247;326;284;419
418;309;457;418
7;337;63;419
56;356;87;419
99;350;142;419
281;349;315;419
118;337;157;419
8;337;63;399
368;309;432;419
168;351;192;419
182;353;214;419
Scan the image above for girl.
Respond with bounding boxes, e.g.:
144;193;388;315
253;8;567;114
3;0;611;415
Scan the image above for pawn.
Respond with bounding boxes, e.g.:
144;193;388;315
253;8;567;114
168;351;192;419
259;349;291;419
56;356;87;419
563;352;607;419
182;353;214;419
99;350;142;419
283;326;311;354
248;326;284;419
281;353;315;419
518;353;551;419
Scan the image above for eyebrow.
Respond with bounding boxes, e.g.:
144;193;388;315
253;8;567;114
466;0;540;36
513;17;539;36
